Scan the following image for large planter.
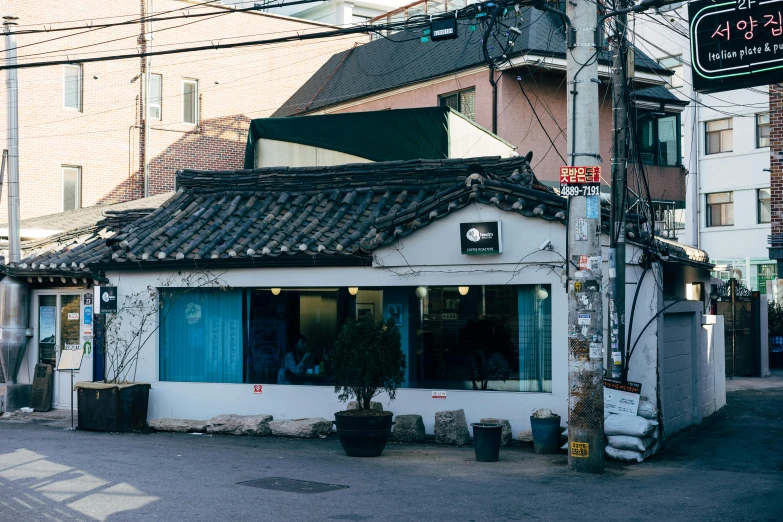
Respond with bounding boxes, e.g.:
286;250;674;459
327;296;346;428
75;382;151;432
334;411;393;457
530;415;561;454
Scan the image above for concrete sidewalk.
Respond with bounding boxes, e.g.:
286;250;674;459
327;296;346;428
726;369;783;392
2;387;782;522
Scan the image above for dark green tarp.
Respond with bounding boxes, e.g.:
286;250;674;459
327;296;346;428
244;107;451;169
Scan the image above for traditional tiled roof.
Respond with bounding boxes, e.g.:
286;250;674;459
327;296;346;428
3;156;710;278
274;8;671;117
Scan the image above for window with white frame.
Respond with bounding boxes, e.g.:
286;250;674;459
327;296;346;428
705;118;733;154
63;64;82;111
150;73;162;120
439;87;476;121
183;79;198;125
758;188;771;224
62;166;81;211
757;113;770;148
658;55;683;88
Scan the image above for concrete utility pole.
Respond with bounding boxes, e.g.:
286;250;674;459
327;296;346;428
566;0;604;473
3;16;21;263
609;2;628;380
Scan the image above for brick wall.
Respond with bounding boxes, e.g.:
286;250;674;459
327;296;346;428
0;0;359;219
770;84;783;237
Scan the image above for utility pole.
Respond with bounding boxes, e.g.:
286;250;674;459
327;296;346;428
3;16;21;263
566;0;604;473
609;1;628;380
143;0;153;198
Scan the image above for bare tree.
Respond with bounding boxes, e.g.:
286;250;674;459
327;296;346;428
102;270;227;383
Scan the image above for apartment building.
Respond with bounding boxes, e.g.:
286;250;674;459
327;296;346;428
634;7;774;291
0;0;358;220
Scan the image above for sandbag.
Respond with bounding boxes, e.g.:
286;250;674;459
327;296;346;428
604;414;658;437
607;435;653;452
605;446;645;463
637;400;658;420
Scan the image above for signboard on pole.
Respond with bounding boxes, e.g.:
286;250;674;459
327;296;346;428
603;379;641;416
94;286;117;313
690;0;783;93
559;166;600;197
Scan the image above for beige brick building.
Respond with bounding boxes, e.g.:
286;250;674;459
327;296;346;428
0;0;359;219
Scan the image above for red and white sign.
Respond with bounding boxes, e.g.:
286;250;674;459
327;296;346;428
431;391;447;399
559;166;601;185
253;385;263;394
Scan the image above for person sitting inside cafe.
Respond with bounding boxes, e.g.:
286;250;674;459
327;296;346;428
277;334;310;385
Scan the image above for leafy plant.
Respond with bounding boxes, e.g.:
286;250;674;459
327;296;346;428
769;301;783;337
331;314;406;411
102;270;226;383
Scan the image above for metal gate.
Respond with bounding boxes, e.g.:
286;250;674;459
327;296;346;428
714;279;760;377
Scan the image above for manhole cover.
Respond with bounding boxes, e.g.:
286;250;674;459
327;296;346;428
238;477;348;494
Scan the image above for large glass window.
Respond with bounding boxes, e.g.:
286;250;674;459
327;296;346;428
706;118;733;154
160;289;243;383
158;285;552;392
706;192;734;227
637;112;680;166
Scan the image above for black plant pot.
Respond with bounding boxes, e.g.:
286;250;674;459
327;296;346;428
530;415;561;454
471;423;503;462
334;411;393;457
77;383;151;432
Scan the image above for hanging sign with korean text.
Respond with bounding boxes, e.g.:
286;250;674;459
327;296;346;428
690;0;783;92
559;166;600;197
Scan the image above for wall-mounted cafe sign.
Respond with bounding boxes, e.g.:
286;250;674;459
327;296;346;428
460;221;502;255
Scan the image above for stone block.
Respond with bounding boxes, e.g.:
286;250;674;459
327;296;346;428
480;418;513;446
434;409;470;446
346;400;383;412
149;418;207;433
517;430;534;443
206;414;273;436
392;414;425;443
269;418;333;439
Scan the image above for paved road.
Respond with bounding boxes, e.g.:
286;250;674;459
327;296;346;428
1;388;781;522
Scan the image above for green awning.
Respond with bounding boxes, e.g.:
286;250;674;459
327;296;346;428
244;107;452;169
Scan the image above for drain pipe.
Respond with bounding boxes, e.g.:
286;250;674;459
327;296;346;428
489;65;498;134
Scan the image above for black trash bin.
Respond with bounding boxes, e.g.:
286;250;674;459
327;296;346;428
471;423;503;462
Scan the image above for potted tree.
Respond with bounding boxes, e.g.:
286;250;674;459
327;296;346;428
76;271;225;432
332;314;406;457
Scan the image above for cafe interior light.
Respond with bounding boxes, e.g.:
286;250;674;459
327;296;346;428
535;288;549;301
271;288;281;296
348;287;359;296
415;286;428;299
458;286;470;296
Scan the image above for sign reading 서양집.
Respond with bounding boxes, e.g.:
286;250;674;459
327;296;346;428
460;222;502;255
690;0;783;93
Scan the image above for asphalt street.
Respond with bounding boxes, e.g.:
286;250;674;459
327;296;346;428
1;386;781;522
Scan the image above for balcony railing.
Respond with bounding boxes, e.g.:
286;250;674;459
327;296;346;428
368;0;475;38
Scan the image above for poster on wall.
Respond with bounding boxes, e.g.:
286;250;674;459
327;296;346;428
386;304;403;327
39;306;56;344
603;379;641;416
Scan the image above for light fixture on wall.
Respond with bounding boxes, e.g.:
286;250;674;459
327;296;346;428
415;286;428;299
348;287;359;296
535;287;549;301
271;288;281;296
458;286;470;296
